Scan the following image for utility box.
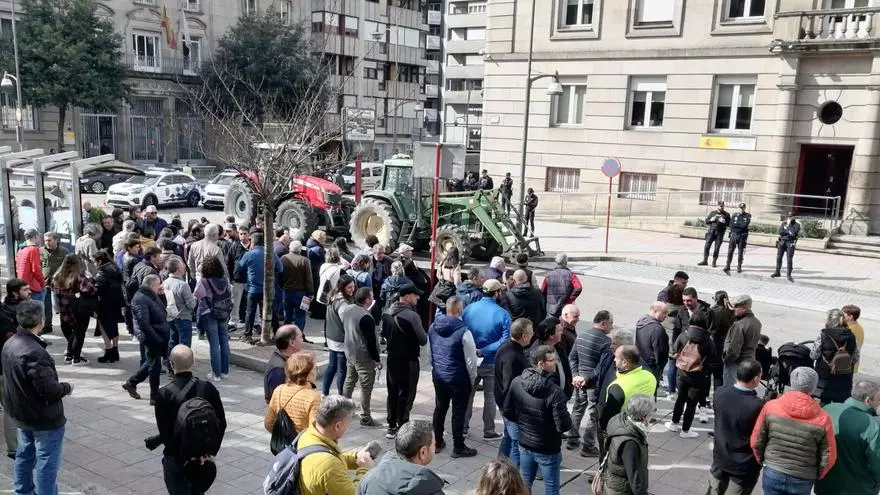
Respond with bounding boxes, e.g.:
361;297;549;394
412;142;466;179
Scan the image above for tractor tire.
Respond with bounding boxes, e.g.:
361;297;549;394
349;198;401;249
471;238;502;262
277;199;319;242
436;224;472;265
225;178;256;226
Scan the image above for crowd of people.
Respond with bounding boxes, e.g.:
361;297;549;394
0;201;878;495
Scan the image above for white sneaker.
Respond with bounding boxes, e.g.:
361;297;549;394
667;392;677;401
220;373;229;379
207;373;223;382
680;430;699;439
699;407;710;424
664;421;680;432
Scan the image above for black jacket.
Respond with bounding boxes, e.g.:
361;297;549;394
154;372;226;459
131;288;170;349
494;340;530;409
502;368;573;455
381;302;427;359
506;284;546;328
712;385;763;478
0;299;18;373
671;325;717;369
813;326;858;403
705;208;731;234
527;340;573;400
94;262;126;310
1;331;72;430
673;301;710;344
227;241;248;283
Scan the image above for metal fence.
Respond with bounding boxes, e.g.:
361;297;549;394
532;190;842;230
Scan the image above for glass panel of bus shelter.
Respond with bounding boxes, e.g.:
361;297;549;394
7;168;40;252
46;174;77;251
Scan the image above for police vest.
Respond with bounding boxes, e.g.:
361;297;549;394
607;367;657;408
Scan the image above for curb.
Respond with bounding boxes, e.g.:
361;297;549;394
224;341;332;376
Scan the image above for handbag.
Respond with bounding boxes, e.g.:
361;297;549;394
591;452;609;495
270;389;300;455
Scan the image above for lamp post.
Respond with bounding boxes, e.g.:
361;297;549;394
3;0;24;151
517;0;562;221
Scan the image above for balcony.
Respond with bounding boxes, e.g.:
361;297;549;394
446;12;487;29
426;59;440;74
444;64;483;80
427;35;441;50
426;84;439;97
427;10;442;25
772;7;880;52
444;89;482;105
445;39;484;54
123;53;202;78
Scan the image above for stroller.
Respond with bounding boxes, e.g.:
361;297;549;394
763;340;814;400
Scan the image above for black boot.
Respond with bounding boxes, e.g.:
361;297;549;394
770;272;781;278
110;347;120;363
787;272;794;282
697;260;708;266
737;265;742;273
97;348;112;363
711;257;718;268
722;265;730;274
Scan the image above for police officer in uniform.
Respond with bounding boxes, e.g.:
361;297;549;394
723;202;751;274
499;172;514;215
698;201;731;267
772;212;801;282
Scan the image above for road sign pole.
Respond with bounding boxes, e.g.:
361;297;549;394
354;155;362;203
605;176;612;254
428;142;442;325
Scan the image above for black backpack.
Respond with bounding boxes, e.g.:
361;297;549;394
174;379;224;459
269;391;301;455
263;431;333;495
208;282;234;322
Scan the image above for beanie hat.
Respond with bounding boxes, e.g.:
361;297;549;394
788;367;819;395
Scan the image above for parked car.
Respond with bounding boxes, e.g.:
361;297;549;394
202;170;238;209
105;170;203;208
79;169;139;194
339;162;383;193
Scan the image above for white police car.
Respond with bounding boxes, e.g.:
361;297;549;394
105;170;202;208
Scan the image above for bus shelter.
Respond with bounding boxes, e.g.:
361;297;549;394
0;149;144;278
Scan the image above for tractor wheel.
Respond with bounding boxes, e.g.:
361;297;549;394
471;238;502;262
349;198;401;249
277;199;319;242
224;178;256;226
436;224;472;265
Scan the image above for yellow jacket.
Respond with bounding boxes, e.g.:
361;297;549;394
296;425;368;495
848;321;865;372
264;383;320;434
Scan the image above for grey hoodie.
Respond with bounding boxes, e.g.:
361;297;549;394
635;315;669;372
162;274;197;321
356;452;445;495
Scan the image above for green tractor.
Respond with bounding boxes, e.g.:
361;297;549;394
348;155;542;263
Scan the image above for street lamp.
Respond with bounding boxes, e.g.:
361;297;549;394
4;0;24;151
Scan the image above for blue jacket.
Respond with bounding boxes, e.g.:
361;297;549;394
236;246;282;294
429;314;469;384
462;297;510;365
588;348;616;412
456;281;484;307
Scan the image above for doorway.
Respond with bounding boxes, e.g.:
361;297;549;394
794;144;853;217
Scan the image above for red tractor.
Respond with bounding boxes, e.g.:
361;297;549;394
224;171;354;241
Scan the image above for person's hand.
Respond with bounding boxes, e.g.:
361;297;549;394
476;349;483;358
356;449;376;469
572;376;586;389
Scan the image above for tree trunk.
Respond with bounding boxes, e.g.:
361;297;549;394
260;205;275;344
56;105;66;153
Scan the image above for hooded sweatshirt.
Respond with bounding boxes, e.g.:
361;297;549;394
381;301;427;359
193;276;231;317
635;315;669;372
356;452;445;495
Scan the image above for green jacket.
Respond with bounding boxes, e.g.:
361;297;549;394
603;413;649;495
815;398;880;495
40;245;69;285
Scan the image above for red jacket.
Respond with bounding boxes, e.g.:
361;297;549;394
15;245;45;292
750;391;837;480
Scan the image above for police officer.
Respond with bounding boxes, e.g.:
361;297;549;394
499;172;513;215
772;212;800;282
723;202;751;274
698;201;731;267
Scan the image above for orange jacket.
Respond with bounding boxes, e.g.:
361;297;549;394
15;244;45;292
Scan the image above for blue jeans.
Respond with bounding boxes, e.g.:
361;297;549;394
499;419;520;468
519;447;562;495
762;467;814;495
40;289;53;330
322;350;347;396
14;425;65;495
283;289;307;330
168;318;193;354
666;360;677;393
201;316;230;377
30;289;44;302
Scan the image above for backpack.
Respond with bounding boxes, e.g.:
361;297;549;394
269;390;301;455
822;332;853;375
208;282;233;322
315;265;340;305
173;379;224;459
263;431;333;495
676;341;704;372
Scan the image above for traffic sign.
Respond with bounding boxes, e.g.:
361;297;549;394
601;157;621;178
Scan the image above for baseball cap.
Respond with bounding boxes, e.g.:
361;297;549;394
483;279;505;293
145;205;158;213
398;286;423;297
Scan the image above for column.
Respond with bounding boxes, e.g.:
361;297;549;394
843;85;880;235
763;80;798;216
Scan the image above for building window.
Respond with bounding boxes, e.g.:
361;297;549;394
700;178;744;205
552;85;586;126
184;0;200;12
546;167;580;192
365;67;378;79
340;16;358;37
618;172;657;200
628;77;666;128
243;0;257;15
176;99;204;161
130;98;163;162
635;0;673;25
280;1;292;25
131;32;161;71
562;0;594;27
712;78;755;131
469;3;487;13
727;0;765;19
0;18;12;41
0;94;37;130
182;37;201;73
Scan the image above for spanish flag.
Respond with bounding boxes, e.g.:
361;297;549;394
160;6;177;49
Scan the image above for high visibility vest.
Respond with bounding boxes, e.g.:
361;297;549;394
607;366;657;408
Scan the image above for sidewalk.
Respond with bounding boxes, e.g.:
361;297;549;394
531;219;880;295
